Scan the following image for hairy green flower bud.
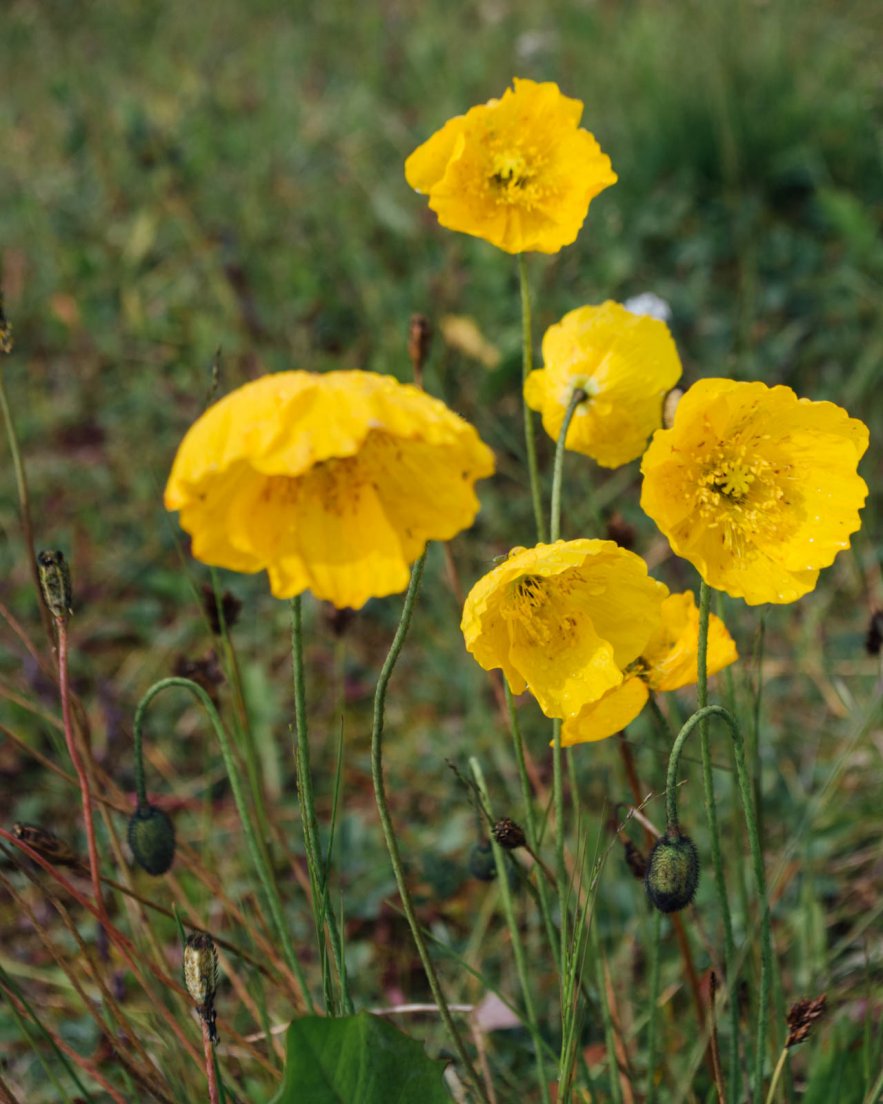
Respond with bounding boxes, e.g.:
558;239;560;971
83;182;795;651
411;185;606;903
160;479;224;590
128;803;176;876
36;550;72;622
644;833;699;913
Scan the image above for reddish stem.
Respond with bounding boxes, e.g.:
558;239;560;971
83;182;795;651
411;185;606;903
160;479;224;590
202;1020;220;1104
56;617;105;922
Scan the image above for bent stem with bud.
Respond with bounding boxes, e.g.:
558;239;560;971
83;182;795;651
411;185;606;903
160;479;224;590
664;702;775;1101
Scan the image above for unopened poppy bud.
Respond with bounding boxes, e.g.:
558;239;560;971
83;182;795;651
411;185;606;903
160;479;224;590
184;932;220;1044
128;803;176;876
644;833;699;913
37;550;72;622
468;840;497;882
492;817;526;850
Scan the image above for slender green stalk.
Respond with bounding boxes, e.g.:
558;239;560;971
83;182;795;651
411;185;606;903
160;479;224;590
290;596;352;1015
646;909;663;1104
591;921;623;1104
764;1048;789;1104
504;684;560;966
470;758;551;1104
696;580;740;1103
369;552;489;1103
550;387;587;543
133;677;313;1011
518;254;546;542
551;719;567;945
664;702;774;1102
0;366;53;643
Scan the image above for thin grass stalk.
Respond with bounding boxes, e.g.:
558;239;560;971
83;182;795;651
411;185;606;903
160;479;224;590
645;908;663;1104
0;365;53;643
0;1069;22;1104
518;253;546;542
696;580;740;1103
56;618;106;923
590;921;623;1104
664;703;774;1102
133;677;313;1011
469;758;552;1104
369;551;489;1103
549;387;587;544
290;595;352;1015
764;1047;789;1104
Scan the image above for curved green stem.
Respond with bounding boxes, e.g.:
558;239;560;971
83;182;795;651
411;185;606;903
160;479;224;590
133;677;313;1011
665;702;774;1102
290;596;352;1015
550;387;587;543
518;254;546;543
370;552;489;1102
697;580;740;1102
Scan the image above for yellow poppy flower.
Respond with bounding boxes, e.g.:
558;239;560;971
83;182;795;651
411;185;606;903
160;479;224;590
405;78;617;255
461;540;668;718
561;591;738;745
640;379;869;605
524;301;683;467
164;371;495;609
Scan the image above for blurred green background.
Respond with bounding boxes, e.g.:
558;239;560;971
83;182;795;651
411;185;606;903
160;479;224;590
1;0;881;1098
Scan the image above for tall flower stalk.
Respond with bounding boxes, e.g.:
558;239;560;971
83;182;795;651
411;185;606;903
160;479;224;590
519;255;546;541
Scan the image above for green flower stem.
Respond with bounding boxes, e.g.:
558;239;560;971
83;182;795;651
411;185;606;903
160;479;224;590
470;757;552;1104
764;1047;790;1104
591;921;623;1104
665;702;774;1103
369;552;489;1103
551;718;567;946
133;677;313;1011
645;909;663;1104
550;387;588;543
290;596;352;1015
504;684;560;967
696;580;740;1103
518;254;546;543
0;366;53;643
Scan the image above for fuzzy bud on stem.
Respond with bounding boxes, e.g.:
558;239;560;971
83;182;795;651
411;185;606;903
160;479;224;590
37;549;72;622
645;832;700;913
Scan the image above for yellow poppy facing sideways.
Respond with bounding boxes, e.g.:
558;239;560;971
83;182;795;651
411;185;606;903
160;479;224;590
561;591;738;745
165;371;495;609
461;540;668;719
641;378;869;605
405;78;617;255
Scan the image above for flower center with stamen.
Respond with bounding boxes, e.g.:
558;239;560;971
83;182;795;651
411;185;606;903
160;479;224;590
502;571;582;650
490;150;529;189
695;444;790;552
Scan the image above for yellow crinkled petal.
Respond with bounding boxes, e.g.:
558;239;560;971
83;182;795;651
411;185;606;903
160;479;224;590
165;370;495;608
640;378;869;605
461;540;667;717
560;678;650;746
645;592;738;692
405;78;616;255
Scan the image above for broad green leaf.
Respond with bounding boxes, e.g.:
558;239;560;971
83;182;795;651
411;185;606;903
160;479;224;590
269;1013;451;1104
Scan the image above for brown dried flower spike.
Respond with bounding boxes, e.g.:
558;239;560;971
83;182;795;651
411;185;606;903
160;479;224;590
786;994;827;1048
492;817;527;850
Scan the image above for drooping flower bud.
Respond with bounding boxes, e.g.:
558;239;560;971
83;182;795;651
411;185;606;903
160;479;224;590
37;550;72;622
128;803;176;876
644;833;700;913
468;840;497;882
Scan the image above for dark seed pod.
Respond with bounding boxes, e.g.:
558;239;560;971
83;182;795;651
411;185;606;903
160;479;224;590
36;550;72;622
645;833;700;913
492;817;526;851
468;840;497;882
128;803;176;876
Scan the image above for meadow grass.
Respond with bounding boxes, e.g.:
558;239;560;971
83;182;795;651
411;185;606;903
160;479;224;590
1;0;881;1100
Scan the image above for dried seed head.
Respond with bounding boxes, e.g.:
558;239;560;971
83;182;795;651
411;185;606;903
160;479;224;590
604;511;637;550
645;833;700;913
866;610;883;656
786;994;827;1048
36;550;72;622
184;932;220;1044
13;823;83;869
128;804;176;876
492;817;526;851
